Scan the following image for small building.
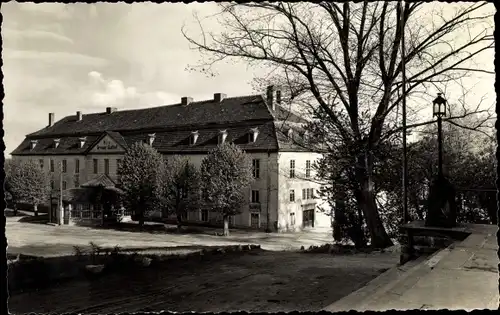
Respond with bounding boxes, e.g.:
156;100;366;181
11;86;331;232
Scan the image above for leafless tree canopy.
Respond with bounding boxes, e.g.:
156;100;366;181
183;2;493;146
182;1;494;248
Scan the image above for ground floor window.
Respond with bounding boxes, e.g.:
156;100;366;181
290;212;296;226
250;213;260;228
201;209;209;222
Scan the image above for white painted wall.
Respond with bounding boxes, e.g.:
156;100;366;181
15;148;331;233
275;151;332;232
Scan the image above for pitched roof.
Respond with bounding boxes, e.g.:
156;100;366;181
12;93;309;155
81;174;117;188
28;95;273;138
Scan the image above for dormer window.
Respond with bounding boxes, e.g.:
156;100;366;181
218;130;228;144
30;140;38;150
53;139;61;149
147;133;156;146
248;127;259;143
190;131;199;146
78;137;87;149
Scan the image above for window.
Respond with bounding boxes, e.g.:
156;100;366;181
50;159;55;172
290;160;295;178
62;181;67;190
305;160;311;178
252;159;260;179
290;213;296;226
74;177;80;188
50;180;55;190
62;159;67;173
303;188;315;200
201;209;209;222
39;159;44;169
251;190;260;203
289;189;295;202
75;159;80;174
104;159;109;175
93;159;98;174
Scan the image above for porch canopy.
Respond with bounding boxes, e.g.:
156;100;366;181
56;174;124;203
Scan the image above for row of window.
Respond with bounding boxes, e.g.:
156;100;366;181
249;188;316;204
289;159;312;179
43;157;309;180
43;158;122;175
289;188;316;202
251;159;313;179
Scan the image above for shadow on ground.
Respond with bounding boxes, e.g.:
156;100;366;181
18;214;50;224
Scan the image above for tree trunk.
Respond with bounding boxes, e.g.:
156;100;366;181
223;215;230;236
355;152;393;248
357;176;393;248
176;213;183;232
34;204;38;217
138;208;145;227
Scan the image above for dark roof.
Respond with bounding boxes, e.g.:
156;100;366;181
12;93;309;155
81;174;117;188
28;95;273;138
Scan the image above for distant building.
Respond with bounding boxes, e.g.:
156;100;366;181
11;86;331;232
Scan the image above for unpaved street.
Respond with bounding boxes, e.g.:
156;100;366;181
8;250;398;313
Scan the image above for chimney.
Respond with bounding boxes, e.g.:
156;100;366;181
78;137;87;148
106;107;117;114
147;133;156;146
76;111;82;121
53;138;61;149
30;140;38;150
190;131;199;145
181;97;193;106
218;130;228;144
249;127;259;143
266;85;275;111
48;113;55;127
214;93;227;103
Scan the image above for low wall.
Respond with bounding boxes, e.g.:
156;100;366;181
7;244;262;294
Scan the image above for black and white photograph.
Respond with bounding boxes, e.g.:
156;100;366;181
2;1;497;313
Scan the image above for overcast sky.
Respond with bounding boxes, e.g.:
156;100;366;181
2;2;495;156
2;2;260;156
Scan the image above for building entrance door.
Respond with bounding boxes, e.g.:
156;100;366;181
250;213;260;228
302;209;315;228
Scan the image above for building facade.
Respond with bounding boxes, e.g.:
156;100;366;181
11;87;331;232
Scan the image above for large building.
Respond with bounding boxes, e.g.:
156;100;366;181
11;86;331;232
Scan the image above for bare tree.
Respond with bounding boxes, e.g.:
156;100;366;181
183;2;494;247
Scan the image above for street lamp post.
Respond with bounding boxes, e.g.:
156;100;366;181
432;93;447;178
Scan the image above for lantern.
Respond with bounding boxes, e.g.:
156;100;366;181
432;93;447;117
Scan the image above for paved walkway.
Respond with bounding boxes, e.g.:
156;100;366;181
324;224;498;311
